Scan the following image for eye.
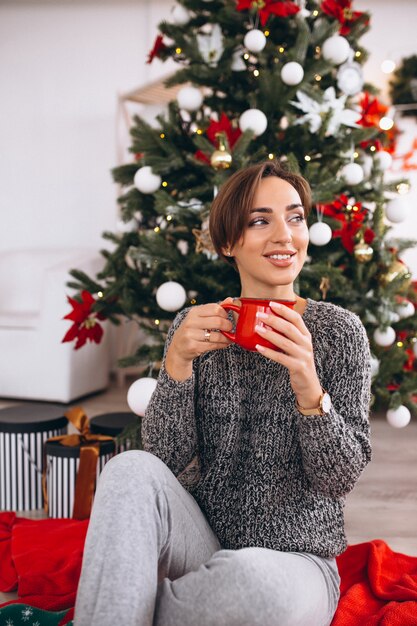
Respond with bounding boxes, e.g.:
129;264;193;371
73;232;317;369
248;217;269;227
289;213;305;223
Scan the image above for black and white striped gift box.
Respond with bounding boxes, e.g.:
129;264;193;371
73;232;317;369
0;404;67;512
44;439;115;518
89;411;138;453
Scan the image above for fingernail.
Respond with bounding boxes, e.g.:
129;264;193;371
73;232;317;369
256;344;266;352
256;311;268;319
269;301;281;309
255;324;266;334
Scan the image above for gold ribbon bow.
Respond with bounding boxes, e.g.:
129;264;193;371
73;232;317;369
42;407;114;520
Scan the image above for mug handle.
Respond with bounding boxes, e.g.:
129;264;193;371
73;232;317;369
220;303;241;342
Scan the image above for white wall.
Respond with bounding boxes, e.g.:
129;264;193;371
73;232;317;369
1;0;417;271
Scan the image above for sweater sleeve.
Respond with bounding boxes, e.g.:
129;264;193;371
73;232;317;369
141;308;198;476
296;309;372;498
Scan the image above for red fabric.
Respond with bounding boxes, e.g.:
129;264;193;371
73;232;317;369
332;539;417;625
1;513;417;623
0;512;88;611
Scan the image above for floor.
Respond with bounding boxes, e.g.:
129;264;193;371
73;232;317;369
1;377;416;604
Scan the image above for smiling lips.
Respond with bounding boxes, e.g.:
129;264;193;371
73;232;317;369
264;250;296;267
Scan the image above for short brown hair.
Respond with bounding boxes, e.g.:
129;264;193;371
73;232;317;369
209;160;311;264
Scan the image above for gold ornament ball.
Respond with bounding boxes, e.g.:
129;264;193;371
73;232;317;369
380;260;412;290
354;241;373;263
210;147;232;170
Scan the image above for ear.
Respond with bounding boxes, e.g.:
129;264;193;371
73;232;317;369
221;246;233;257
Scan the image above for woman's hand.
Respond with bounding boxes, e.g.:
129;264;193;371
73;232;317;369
254;301;323;410
165;298;234;381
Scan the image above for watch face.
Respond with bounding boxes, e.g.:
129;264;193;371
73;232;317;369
322;393;332;414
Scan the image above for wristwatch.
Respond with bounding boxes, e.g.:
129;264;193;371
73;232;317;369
296;390;332;416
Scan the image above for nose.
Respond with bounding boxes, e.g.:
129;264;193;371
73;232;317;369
271;217;292;243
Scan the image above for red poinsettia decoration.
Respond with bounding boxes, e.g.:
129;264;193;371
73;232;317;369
195;113;242;164
62;291;106;350
358;92;397;153
147;34;166;64
236;0;299;27
321;0;367;36
320;195;375;254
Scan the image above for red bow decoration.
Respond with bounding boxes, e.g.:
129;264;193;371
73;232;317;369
320;196;375;254
236;0;299;27
62;290;105;350
320;0;367;35
147;34;166;64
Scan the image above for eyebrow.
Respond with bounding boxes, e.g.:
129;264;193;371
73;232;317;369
249;204;305;214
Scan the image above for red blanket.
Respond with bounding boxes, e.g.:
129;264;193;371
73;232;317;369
1;512;417;623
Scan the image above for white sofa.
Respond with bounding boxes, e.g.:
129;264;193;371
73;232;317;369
0;248;110;402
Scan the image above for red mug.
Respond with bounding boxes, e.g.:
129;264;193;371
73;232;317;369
220;298;296;352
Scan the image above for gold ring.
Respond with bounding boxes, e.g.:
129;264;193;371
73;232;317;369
204;329;211;342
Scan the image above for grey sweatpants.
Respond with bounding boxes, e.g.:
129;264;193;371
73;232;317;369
74;450;340;626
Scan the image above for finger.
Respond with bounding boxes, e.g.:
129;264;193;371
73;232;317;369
268;301;310;336
190;315;233;332
256;312;304;344
194;303;231;319
254;325;302;357
255;342;296;367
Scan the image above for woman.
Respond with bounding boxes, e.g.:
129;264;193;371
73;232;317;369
74;160;372;626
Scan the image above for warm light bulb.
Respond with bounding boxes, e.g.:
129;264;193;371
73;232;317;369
304;155;311;162
379;117;394;130
162;181;168;187
381;59;396;74
312;9;319;16
243;53;250;60
268;153;274;160
278;46;285;53
154;226;160;233
253;69;260;77
154;319;160;325
264;30;270;36
97;291;104;298
166;214;173;221
190;299;197;305
160;133;165;139
397;183;410;195
370;145;376;152
355;50;361;58
315;74;322;81
175;47;182;54
353;151;359;158
196;128;203;135
396;341;403;348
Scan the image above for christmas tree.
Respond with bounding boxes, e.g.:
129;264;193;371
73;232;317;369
64;0;417;425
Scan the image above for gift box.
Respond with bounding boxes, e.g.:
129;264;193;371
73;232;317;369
43;406;116;519
89;411;138;453
0;403;67;511
44;438;115;518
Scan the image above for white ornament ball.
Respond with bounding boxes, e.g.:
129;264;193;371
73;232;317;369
243;29;266;53
171;5;190;25
374;150;393;171
134;166;161;194
322;35;350;65
396;300;415;319
386;405;411;428
373;326;396;347
385;197;408;223
156;281;187;312
309;222;332;246
280;61;304;86
370;355;380;378
341;162;364;185
127;377;157;417
239;108;268;136
177;86;203;111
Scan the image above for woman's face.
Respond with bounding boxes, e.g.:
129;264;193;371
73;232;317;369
228;176;309;299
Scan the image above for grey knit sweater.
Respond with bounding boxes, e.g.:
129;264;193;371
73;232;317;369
142;298;372;558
